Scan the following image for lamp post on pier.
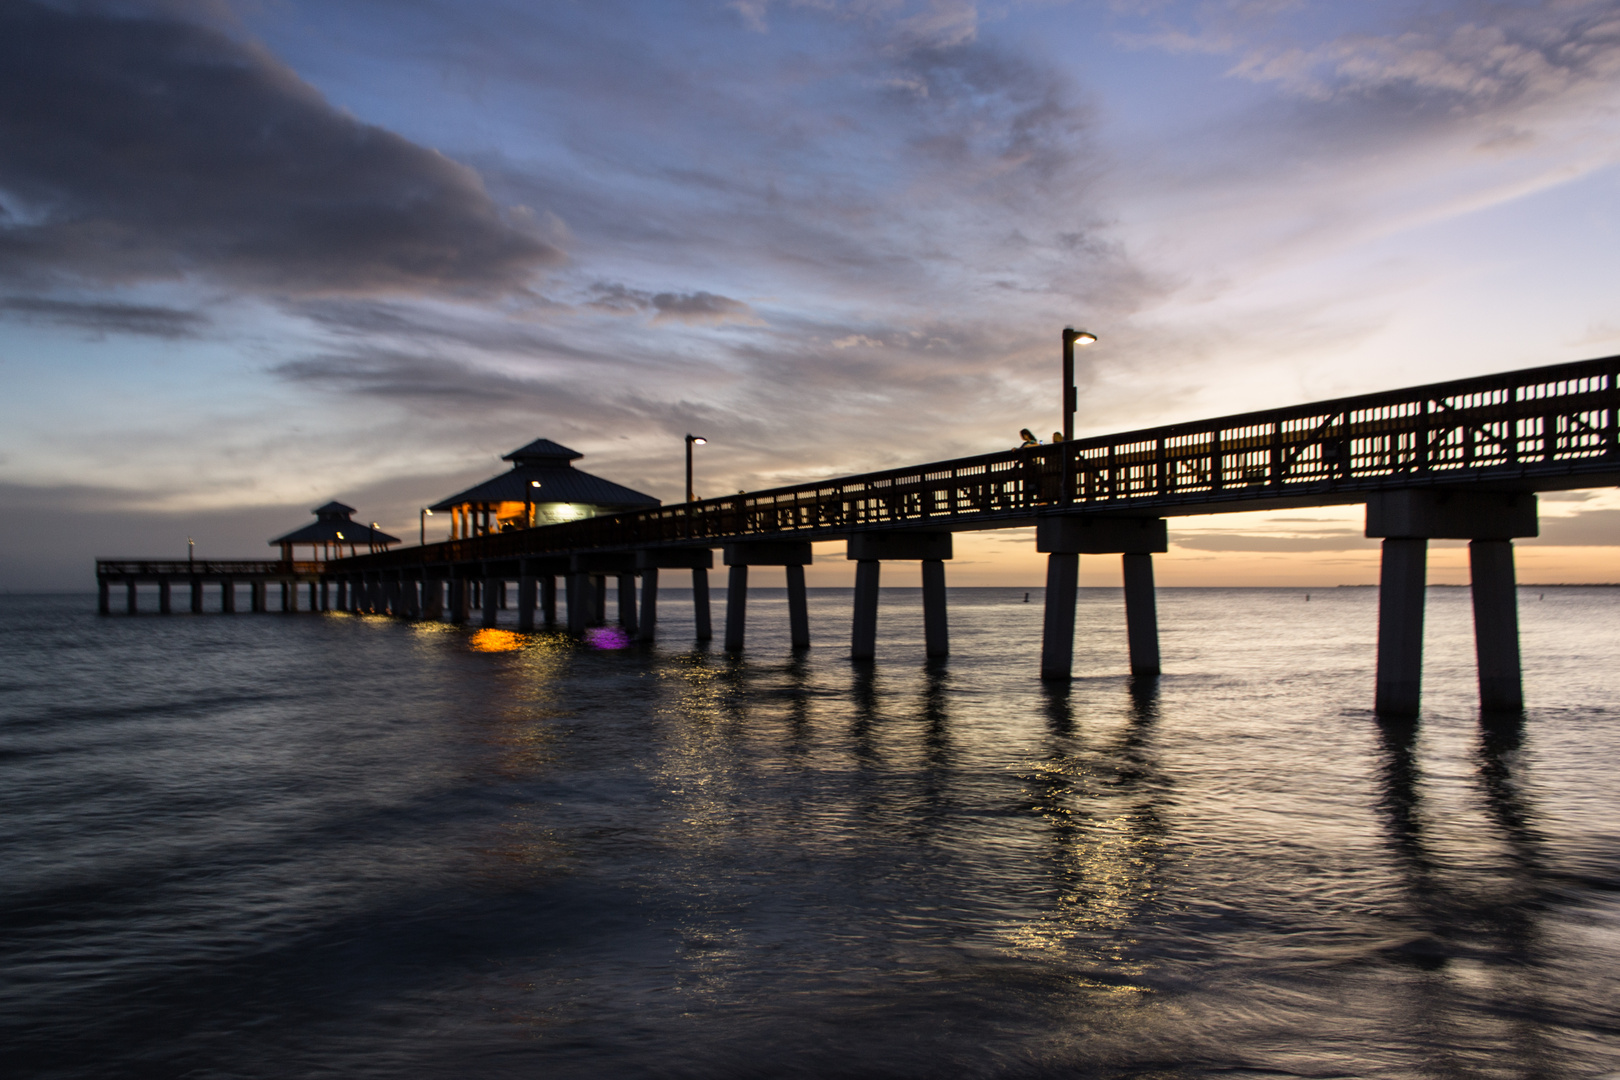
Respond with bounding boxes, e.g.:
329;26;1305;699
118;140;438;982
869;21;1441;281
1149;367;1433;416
420;508;432;546
685;434;707;503
1061;327;1097;442
526;480;542;527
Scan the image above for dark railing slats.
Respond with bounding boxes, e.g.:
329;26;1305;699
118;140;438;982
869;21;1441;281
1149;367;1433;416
329;354;1620;571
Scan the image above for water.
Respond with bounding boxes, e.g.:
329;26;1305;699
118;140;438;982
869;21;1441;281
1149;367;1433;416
3;587;1619;1079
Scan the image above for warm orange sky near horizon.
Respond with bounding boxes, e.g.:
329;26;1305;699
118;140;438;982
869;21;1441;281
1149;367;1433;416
793;498;1620;588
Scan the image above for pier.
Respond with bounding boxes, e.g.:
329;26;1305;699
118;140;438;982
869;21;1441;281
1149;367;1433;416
100;355;1620;716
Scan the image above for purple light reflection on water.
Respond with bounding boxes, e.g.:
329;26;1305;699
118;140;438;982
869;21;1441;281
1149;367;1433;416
584;625;631;649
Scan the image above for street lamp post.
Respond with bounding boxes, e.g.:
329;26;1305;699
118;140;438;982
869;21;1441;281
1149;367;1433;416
685;434;707;503
1061;327;1098;442
420;508;432;546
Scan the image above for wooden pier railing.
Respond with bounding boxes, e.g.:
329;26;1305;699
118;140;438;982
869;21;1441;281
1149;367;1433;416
335;354;1620;571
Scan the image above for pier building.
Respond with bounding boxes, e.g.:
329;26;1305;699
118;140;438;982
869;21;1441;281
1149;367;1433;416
428;439;660;539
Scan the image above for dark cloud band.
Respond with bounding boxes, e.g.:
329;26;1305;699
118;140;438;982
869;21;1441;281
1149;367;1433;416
0;1;562;296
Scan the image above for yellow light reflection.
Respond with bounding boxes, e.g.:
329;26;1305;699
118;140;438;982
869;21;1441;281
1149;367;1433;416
470;628;524;652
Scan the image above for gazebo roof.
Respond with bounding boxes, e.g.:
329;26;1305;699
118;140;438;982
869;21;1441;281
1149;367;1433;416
271;502;399;546
502;439;583;466
429;439;659;512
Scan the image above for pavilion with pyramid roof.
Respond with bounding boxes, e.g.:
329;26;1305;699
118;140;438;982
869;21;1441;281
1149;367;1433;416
428;439;660;539
270;502;400;562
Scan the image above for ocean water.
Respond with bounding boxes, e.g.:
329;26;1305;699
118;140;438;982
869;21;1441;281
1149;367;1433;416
3;586;1619;1079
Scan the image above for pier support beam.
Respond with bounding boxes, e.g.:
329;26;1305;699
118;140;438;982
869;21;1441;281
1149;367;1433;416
1471;540;1523;713
722;542;812;652
1035;517;1167;682
1039;553;1078;681
517;575;537;632
191;578;203;613
694;567;712;641
593;575;607;626
638;568;658;642
319;581;329;612
921;559;947;658
1367;491;1537;716
541;576;557;625
401;578;418;619
851;560;879;660
336;580;347;613
126;580;138;615
99;579;110;614
846;532;954;661
423;579;443;620
567;571;589;634
725;565;748;652
618;573;638;634
221;580;236;613
1374;538;1428;716
481;576;500;628
252;581;266;613
449;578;470;625
1122;553;1160;676
635;548;714;643
159;580;171;614
786;564;811;650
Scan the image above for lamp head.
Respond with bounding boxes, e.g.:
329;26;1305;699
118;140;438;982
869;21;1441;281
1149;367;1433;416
530;480;542;488
1063;327;1098;347
688;434;707;445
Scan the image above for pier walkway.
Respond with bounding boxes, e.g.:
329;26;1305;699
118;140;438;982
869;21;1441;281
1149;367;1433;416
106;355;1620;716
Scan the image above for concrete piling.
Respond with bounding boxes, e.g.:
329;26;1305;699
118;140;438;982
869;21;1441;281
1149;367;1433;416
724;564;748;651
786;563;810;650
1036;517;1167;682
1039;553;1079;681
921;559;948;658
693;568;712;641
851;560;880;661
481;576;500;628
518;575;537;632
1374;538;1428;716
1122;552;1160;676
618;573;638;634
1470;539;1523;713
638;567;658;642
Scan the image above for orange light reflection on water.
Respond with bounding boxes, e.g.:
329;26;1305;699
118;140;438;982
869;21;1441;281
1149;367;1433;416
469;628;524;653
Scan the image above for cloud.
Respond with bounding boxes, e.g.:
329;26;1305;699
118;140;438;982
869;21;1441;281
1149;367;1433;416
0;296;206;338
1523;508;1620;546
0;1;562;297
584;283;759;325
1172;530;1377;553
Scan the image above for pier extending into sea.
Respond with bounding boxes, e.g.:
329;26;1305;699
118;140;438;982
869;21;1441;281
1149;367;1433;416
100;355;1620;716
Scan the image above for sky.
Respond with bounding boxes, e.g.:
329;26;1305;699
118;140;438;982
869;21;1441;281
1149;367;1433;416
4;0;1620;589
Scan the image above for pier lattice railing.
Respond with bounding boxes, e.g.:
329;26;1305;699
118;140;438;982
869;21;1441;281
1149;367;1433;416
337;354;1620;570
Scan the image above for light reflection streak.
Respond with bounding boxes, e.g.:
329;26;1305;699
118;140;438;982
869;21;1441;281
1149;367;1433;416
1004;679;1169;979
